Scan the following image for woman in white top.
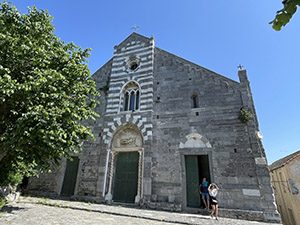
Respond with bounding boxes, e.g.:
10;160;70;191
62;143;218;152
208;183;219;220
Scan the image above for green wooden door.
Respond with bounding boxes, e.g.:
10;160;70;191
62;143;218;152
113;152;139;203
198;155;211;183
185;155;200;207
61;157;79;196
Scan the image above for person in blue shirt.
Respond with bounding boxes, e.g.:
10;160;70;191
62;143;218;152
199;177;210;210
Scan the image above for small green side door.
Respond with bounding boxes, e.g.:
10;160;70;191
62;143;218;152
185;155;200;207
61;157;79;196
113;152;139;203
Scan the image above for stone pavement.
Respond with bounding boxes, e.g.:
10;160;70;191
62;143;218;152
0;197;282;225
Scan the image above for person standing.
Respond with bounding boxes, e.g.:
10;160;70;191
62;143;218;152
208;183;219;220
199;177;210;210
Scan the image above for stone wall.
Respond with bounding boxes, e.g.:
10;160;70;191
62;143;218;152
25;33;280;222
150;47;279;222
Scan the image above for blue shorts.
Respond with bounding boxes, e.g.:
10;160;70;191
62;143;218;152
202;193;209;200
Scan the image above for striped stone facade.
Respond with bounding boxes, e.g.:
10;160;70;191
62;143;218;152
102;34;155;144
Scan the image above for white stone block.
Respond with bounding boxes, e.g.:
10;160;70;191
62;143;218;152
126;114;130;122
137;121;143;128
144;124;153;128
111;124;116;131
242;189;261;197
255;157;267;165
147;130;152;136
132;115;141;124
141;127;146;133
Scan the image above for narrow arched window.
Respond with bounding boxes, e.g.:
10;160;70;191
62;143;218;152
121;81;140;112
135;91;139;110
129;91;135;110
124;92;129;111
191;94;198;108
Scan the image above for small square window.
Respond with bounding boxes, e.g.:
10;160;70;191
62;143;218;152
195;112;199;116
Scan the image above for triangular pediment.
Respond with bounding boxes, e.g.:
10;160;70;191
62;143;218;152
155;47;240;88
115;32;152;50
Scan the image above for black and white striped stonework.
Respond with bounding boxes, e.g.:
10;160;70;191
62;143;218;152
105;34;154;115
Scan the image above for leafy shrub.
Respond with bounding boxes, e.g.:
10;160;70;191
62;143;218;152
238;108;253;124
0;196;5;209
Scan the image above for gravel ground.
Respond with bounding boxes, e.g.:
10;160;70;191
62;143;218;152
0;197;281;225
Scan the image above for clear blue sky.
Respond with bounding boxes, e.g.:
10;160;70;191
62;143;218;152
7;0;300;164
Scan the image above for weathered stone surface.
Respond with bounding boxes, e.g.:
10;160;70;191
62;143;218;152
25;33;280;223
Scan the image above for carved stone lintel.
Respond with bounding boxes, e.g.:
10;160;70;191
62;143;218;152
120;137;136;146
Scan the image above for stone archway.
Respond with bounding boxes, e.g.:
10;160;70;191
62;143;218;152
105;123;143;203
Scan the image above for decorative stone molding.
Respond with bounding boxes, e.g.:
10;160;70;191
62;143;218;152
179;133;212;148
104;123;145;204
135;150;143;203
105;151;118;202
124;55;141;73
102;118;152;147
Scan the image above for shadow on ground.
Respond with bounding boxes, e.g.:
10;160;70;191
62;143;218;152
0;205;26;214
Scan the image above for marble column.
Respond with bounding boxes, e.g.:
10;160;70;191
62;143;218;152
135;150;143;203
105;151;118;202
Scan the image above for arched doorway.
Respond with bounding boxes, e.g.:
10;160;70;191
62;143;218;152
105;123;143;204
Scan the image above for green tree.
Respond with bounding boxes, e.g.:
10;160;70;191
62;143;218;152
0;2;99;186
270;0;300;31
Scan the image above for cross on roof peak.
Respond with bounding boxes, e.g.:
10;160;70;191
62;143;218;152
131;24;140;32
237;64;244;70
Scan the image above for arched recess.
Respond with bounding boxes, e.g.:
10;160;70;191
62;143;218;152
105;123;143;204
190;91;199;109
179;133;212;148
119;80;141;112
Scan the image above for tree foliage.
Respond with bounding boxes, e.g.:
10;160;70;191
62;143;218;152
270;0;300;31
0;2;99;186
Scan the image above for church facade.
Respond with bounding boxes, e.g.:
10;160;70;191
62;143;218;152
26;33;280;222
